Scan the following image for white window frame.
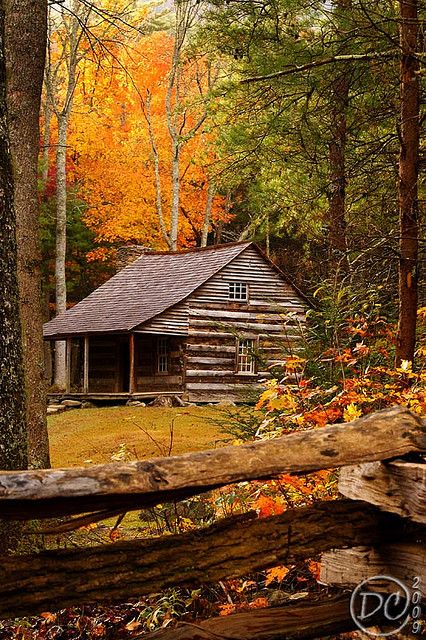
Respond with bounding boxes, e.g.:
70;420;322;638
236;338;256;375
228;281;248;302
157;337;168;374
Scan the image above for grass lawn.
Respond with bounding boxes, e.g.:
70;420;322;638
48;405;227;467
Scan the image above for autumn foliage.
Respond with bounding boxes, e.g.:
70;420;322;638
43;22;230;259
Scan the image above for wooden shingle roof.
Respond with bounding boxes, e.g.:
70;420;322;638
43;242;254;339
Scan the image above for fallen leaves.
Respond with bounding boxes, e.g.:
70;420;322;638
265;566;289;586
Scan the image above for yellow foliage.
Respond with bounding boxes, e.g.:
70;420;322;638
255;387;278;410
267;394;297;412
343;403;362;422
398;359;412;373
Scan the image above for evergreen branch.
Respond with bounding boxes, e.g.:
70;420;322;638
241;50;399;84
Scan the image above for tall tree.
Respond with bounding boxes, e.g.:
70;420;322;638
45;0;91;388
0;0;27;552
395;0;420;365
143;2;215;250
5;0;50;468
195;1;405;293
327;0;351;275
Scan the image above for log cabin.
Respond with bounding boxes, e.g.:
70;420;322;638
43;242;309;403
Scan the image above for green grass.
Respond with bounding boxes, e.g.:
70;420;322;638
48;405;226;467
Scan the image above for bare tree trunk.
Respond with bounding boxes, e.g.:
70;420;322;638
165;1;202;251
46;0;87;389
215;189;231;245
0;1;27;552
200;182;215;247
395;0;419;366
166;41;181;252
169;143;180;250
145;91;171;248
53;115;68;388
41;89;51;189
4;0;50;468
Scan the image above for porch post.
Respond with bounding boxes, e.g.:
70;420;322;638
129;333;135;394
65;338;71;393
83;335;89;393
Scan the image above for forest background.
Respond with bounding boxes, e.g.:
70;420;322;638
41;0;424;343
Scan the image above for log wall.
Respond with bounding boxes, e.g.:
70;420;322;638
135;302;189;336
185;245;307;402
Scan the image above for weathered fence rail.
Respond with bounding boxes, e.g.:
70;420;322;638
0;405;425;638
0;405;424;520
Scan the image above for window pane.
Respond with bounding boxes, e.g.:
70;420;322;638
229;282;248;301
237;338;255;373
158;337;168;373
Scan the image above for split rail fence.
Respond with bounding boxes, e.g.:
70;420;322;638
0;405;425;638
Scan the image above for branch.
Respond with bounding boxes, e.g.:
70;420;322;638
241;50;399;84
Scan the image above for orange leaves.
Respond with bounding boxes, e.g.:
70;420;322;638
255;382;297;413
249;597;269;609
254;314;426;444
253;494;285;518
124;620;143;632
218;597;269;617
218;603;236;616
86;247;114;263
333;348;357;366
66;28;228;253
280;474;312;496
283;355;306;371
40;612;56;624
267;393;297;412
255;385;278;410
265;566;289;586
307;560;321;580
303;406;342;427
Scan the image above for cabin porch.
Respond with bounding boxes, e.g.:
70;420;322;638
50;333;185;396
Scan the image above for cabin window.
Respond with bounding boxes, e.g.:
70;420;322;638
157;337;168;373
228;281;248;301
236;338;256;374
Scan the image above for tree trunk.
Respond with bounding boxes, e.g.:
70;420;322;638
41;89;51;189
395;0;419;366
53;114;68;389
145;91;170;248
200;181;215;247
327;0;350;275
0;0;27;553
169;126;180;252
328;72;349;274
4;0;50;469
